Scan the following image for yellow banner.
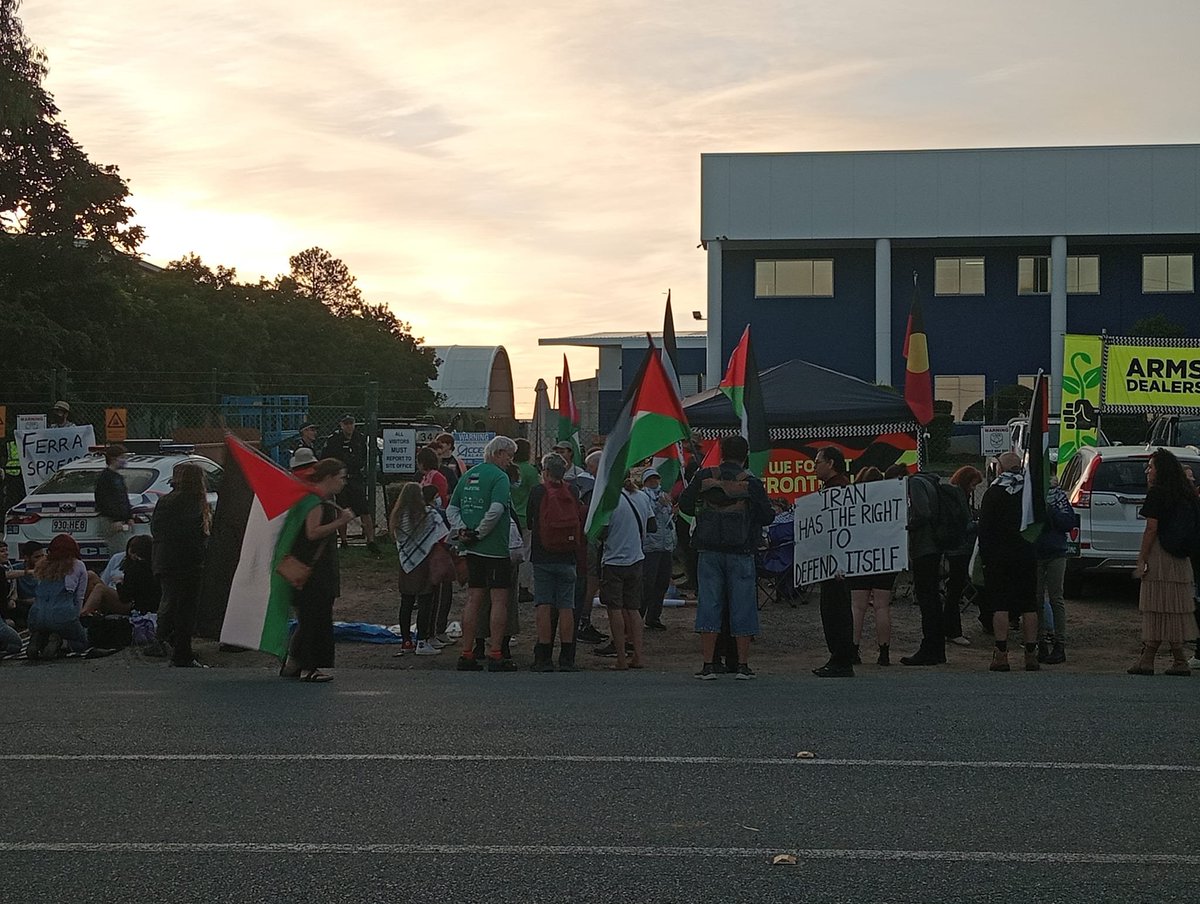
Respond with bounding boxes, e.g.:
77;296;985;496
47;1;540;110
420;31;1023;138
1105;344;1200;407
1059;334;1103;469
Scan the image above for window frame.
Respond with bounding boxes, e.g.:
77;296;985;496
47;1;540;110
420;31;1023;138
1016;254;1100;296
933;257;986;296
1142;253;1195;294
933;374;986;423
754;259;835;299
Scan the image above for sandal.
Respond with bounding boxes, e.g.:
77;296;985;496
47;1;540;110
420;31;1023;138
300;670;334;683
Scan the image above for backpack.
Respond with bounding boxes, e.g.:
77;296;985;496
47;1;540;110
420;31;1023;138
539;482;581;554
1158;497;1200;559
916;474;970;553
693;468;755;549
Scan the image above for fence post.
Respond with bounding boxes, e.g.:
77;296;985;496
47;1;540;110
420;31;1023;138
366;380;379;538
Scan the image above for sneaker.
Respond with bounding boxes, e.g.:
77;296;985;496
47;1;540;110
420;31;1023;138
487;657;518;672
577;624;607;644
694;663;717;680
42;633;62;661
735;664;756;680
414;641;441;656
429;636;450;650
1189;656;1200;669
948;635;972;647
394;640;416;657
434;632;453;647
644;621;667;631
593;642;618;657
456;655;483;672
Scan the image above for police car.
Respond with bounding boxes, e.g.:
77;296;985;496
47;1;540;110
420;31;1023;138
4;443;222;566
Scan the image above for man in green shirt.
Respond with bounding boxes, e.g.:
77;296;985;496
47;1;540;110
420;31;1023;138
449;435;517;671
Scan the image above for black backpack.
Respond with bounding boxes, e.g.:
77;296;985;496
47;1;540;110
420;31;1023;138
1158;497;1200;559
693;468;756;549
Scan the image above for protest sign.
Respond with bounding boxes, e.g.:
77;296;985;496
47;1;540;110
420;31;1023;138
381;427;417;474
453;432;495;467
793;478;907;586
19;425;97;492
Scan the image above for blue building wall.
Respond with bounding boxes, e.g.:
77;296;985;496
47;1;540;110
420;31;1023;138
597;345;708;435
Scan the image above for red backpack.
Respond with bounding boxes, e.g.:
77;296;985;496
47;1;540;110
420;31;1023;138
540;482;581;553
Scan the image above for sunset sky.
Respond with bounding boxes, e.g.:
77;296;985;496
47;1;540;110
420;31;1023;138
24;0;1200;417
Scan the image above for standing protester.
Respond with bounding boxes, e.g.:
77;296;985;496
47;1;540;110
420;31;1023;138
847;466;896;665
471;482;524;666
552;440;586;483
1129;448;1196;676
388;481;449;656
811;447;856;677
94;444;133;557
449;435;517;672
435;433;467;494
597;474;655;671
679;435;773;680
977;451;1039;672
48;401;74;427
512;438;539;603
294;421;318;454
25;534;91;660
639;468;676;631
900;470;952;667
1035;477;1079;665
322;415;379;554
943;466;983;647
419;445;455;646
151;463;212;668
528;453;582;672
418;446;450;508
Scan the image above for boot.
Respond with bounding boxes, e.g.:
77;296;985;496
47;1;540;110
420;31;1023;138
530;642;555;673
990;649;1010;672
901;644;942;666
1165;644;1191;676
1045;641;1066;665
1127;643;1157;676
1024;646;1040;672
558;642;578;672
1037;640;1051;664
877;644;890;667
852;644;862;665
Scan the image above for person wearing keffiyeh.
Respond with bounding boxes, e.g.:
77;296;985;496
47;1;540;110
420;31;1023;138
388;482;450;656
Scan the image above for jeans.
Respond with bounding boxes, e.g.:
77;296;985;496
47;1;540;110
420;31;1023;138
1036;556;1067;642
911;553;945;658
696;551;759;637
0;619;22;654
640;550;674;624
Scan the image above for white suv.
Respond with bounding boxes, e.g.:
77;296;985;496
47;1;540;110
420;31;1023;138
1058;444;1200;595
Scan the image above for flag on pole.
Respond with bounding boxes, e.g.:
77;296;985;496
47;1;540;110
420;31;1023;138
718;325;770;477
204;435;321;658
586;346;690;540
903;282;935;426
556;355;582;467
1021;370;1050;541
650;293;687;490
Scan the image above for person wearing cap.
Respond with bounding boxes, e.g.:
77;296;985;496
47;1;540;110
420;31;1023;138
294;421;319;455
49;401;74;428
639;467;676;631
322;415;379;554
290;447;318;481
551;441;586;483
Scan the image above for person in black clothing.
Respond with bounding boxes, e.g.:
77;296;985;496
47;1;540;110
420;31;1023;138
295;421;318;454
812;447;856;678
322;415;378;553
95;444;133;557
83;534;160;616
151;463;211;668
281;459;354;682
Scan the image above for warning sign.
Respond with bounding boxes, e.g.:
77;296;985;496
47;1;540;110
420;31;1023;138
105;408;128;443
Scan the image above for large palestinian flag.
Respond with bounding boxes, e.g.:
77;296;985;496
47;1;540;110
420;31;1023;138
556;355;583;467
718;326;770;477
650;292;687;491
586;345;690;540
203;435;321;658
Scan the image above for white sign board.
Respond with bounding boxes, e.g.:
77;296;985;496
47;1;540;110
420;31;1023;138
793;479;908;586
381;428;417;474
19;425;97;492
16;414;46;436
453;431;495;467
980;425;1011;457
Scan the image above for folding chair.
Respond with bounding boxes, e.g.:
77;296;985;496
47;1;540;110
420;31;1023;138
756;517;802;608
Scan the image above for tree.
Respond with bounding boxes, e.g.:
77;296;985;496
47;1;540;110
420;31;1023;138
167;252;238;289
287;246;365;317
0;0;142;250
1131;313;1187;339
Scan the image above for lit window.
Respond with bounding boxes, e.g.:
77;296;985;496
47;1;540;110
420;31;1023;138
1143;254;1194;293
1018;255;1100;295
1018;257;1050;295
934;375;986;422
754;260;834;298
934;258;985;296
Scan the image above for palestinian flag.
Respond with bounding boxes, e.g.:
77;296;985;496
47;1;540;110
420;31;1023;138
903;286;934;426
556;355;582;467
586;345;690;540
205;435;321;658
718;325;770;477
1021;371;1050;541
650;293;687;491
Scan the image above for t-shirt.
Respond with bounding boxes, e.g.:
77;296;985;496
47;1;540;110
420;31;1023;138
420;469;449;507
449;461;512;559
601;489;653;567
510;460;540;529
1140;486;1172;521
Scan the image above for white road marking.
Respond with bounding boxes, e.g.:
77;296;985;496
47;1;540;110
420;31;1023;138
0;842;1196;865
0;753;1196;773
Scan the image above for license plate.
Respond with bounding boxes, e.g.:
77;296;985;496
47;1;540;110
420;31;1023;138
51;519;88;533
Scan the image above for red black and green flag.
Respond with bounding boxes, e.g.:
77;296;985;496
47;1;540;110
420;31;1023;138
903;285;934;426
650;291;687;491
556;355;582;467
718;325;770;477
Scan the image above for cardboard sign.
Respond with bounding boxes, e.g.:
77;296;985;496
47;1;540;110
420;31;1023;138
105;408;128;443
381;427;417;474
16;414;46;436
453;431;495;467
793;478;908;586
19;425;97;492
980;425;1011;457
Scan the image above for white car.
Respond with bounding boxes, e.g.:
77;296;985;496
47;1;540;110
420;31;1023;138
1058;444;1200;595
4;445;222;566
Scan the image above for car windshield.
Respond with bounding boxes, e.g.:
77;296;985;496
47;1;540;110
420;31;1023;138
33;468;159;496
1093;458;1200;496
1176;419;1200;446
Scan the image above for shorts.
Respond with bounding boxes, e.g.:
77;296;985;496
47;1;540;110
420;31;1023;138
533;563;577;609
337;481;369;517
600;562;643;611
982;557;1038;616
466;554;513;590
695;550;759;637
586;539;600;580
846;572;897;593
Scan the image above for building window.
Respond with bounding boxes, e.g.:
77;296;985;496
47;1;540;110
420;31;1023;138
934;257;985;296
755;259;834;297
935;374;985;422
1017;374;1039;390
1143;254;1194;293
1017;255;1100;295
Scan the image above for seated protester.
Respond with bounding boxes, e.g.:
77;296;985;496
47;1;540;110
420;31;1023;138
27;534;92;661
84;534;160;617
11;541;46;629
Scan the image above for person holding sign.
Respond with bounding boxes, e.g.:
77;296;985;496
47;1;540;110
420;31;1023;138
846;467;896;666
811;447;856;678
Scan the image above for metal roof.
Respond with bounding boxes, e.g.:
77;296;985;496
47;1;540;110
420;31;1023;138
430;346;514;411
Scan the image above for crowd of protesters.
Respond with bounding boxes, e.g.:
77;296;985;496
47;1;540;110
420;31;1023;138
5;418;1200;680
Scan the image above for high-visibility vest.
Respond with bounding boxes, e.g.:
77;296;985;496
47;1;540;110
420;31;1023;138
4;440;20;477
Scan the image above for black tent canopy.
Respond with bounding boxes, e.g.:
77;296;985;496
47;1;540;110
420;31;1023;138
684;358;918;438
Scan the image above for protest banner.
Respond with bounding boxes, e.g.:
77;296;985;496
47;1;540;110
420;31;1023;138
453;431;495;468
793;478;907;587
381;427;417;474
19;425;97;492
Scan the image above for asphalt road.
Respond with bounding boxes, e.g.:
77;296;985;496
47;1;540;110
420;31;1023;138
2;664;1198;903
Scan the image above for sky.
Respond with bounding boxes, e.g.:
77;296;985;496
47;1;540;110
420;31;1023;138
23;0;1200;418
